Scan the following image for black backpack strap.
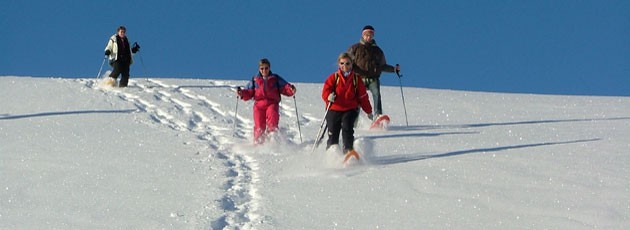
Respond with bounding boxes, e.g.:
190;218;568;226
333;72;339;90
353;74;358;95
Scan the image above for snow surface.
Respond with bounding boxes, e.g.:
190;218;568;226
1;76;629;229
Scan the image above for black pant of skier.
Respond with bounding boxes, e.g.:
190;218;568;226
109;59;131;87
325;109;359;153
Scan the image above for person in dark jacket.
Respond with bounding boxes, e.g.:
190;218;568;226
104;26;140;87
347;25;400;117
321;53;372;162
237;58;296;144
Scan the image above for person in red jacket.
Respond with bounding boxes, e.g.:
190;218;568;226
321;53;373;160
237;58;296;144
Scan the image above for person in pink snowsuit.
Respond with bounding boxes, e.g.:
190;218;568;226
237;58;296;144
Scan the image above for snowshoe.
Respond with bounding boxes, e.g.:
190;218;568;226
343;149;361;166
370;114;390;130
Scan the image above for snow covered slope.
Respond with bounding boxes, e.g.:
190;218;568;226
1;76;629;229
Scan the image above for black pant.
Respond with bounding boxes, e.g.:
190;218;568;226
109;60;131;87
325;109;359;153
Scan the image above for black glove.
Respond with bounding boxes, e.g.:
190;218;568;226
236;87;243;97
132;42;140;53
105;50;111;56
290;85;297;94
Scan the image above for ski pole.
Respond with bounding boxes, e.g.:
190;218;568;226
130;42;147;78
96;56;107;80
232;93;240;137
314;126;327;151
395;64;409;127
137;51;148;78
293;95;303;143
311;102;332;152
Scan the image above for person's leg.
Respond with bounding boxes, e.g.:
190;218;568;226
340;109;359;152
266;103;280;134
325;110;342;150
372;78;382;115
108;61;121;79
119;63;131;87
253;103;267;144
363;78;381;116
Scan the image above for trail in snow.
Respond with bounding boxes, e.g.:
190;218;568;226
86;77;313;229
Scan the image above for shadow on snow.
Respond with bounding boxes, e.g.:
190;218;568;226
388;117;630;132
368;138;601;166
362;117;618;165
0;109;136;120
364;131;479;140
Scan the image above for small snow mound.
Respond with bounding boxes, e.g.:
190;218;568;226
94;71;115;89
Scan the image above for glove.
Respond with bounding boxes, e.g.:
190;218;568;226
367;113;374;121
290;85;297;94
132;42;140;53
105;50;111;56
327;92;336;103
236;87;243;97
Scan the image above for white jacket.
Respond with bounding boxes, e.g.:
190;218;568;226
104;34;134;65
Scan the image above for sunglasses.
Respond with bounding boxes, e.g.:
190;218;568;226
260;67;270;70
339;62;351;66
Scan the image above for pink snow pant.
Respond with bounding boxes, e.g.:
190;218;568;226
253;101;280;144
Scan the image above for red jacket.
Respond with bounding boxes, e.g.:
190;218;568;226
240;73;295;103
321;69;372;114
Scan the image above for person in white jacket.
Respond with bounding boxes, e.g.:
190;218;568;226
104;26;139;87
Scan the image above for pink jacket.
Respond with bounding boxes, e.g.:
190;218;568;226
240;72;295;104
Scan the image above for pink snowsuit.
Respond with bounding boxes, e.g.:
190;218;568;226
239;72;295;144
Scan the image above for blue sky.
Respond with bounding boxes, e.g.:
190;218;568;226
1;0;628;96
